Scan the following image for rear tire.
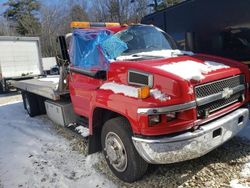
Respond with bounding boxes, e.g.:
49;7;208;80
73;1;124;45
37;96;46;114
22;92;40;117
101;117;148;182
21;92;27;110
0;82;4;94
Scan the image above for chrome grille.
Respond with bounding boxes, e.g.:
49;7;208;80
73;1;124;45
195;75;245;118
195;75;244;98
197;93;242;117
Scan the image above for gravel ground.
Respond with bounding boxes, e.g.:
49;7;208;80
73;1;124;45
50;102;250;187
94;138;250;188
1;93;250;188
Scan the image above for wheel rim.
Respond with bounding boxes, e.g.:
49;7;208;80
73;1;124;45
105;132;128;172
24;95;31;114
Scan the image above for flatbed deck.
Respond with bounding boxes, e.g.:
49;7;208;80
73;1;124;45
12;76;69;100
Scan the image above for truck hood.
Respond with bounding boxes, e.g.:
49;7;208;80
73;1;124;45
122;54;245;86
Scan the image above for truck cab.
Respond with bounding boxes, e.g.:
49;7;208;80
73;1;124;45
14;22;250;182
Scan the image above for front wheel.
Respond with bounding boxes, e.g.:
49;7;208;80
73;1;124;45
101;117;148;182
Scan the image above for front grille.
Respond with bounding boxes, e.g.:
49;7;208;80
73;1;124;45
195;75;245;118
197;93;242;117
195;75;244;98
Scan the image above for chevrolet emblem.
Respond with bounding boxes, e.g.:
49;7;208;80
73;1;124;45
222;87;233;99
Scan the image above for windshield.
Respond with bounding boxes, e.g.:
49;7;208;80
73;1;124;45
115;25;176;55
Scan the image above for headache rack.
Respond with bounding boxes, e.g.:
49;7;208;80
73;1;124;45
195;75;245;118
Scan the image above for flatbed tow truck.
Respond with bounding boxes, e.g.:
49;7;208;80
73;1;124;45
13;22;250;182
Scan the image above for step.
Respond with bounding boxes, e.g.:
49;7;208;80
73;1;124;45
67;123;90;138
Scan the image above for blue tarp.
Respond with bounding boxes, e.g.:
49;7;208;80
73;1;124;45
69;29;127;71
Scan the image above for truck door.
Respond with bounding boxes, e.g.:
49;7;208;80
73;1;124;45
69;69;104;117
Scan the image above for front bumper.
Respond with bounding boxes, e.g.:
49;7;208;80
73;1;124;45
132;108;249;164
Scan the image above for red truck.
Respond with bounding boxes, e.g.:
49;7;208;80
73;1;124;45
13;22;250;182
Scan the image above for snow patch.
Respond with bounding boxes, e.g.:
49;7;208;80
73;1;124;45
116;49;194;61
240;162;250;178
75;126;89;137
230;179;248;188
100;82;138;98
231;160;250;187
150;89;170;101
155;60;229;81
100;82;170;101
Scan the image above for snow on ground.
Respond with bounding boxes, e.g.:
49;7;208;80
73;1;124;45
75;126;90;137
155;60;229;81
0;100;115;188
230;122;250;188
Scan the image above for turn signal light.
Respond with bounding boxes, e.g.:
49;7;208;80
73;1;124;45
138;86;150;99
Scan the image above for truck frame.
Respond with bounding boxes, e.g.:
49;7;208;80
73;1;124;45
13;21;250;182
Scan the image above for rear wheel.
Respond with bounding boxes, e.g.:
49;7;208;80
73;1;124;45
0;82;4;94
22;91;40;117
101;117;148;182
37;96;46;114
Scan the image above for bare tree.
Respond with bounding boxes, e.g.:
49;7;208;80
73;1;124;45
39;0;89;57
129;0;148;23
89;0;148;24
0;16;17;36
40;4;66;56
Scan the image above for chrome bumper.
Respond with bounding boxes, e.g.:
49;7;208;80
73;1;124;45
132;108;249;164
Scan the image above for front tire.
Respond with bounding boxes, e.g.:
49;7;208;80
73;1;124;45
101;117;148;182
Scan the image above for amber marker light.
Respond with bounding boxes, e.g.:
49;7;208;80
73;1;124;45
138;86;150;99
71;22;120;28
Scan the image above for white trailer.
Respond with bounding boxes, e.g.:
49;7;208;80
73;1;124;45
0;36;43;92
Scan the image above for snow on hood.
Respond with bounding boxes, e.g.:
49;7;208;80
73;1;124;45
100;82;169;101
155;60;230;81
116;49;194;61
